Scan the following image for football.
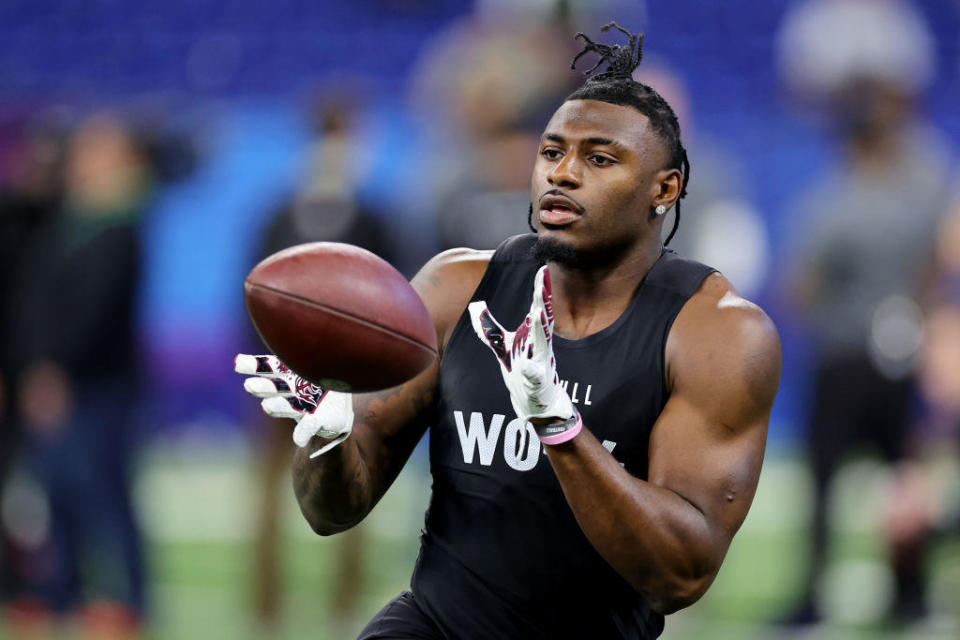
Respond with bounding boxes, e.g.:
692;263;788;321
243;242;438;392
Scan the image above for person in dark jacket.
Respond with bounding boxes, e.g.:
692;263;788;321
8;113;150;637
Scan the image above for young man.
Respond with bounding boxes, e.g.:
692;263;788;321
236;24;780;639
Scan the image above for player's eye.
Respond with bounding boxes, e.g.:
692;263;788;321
590;154;615;166
540;148;562;160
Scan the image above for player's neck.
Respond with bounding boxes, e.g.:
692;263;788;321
549;239;662;340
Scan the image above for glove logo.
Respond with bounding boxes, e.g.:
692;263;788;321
295;378;325;406
235;353;353;457
478;309;512;372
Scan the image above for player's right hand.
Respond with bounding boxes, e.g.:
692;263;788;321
234;354;354;458
467;265;579;447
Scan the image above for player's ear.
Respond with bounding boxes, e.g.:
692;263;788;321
651;168;682;211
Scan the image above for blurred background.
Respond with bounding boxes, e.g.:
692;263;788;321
1;0;959;638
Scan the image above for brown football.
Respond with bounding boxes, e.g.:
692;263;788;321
243;242;437;392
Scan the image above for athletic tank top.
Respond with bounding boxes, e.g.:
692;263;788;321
412;234;716;640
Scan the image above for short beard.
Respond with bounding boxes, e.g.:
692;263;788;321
531;234;579;266
530;203;583;267
531;234;626;269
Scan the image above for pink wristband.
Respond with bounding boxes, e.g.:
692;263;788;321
539;412;583;446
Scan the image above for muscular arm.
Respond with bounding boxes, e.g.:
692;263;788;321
292;248;491;535
544;274;780;613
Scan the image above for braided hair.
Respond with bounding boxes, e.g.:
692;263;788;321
530;22;690;246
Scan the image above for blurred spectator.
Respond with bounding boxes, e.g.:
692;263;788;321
882;199;960;625
408;15;576;250
246;93;394;636
0;118;66;611
5;113;152;638
777;0;954;625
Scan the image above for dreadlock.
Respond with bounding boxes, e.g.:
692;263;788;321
528;22;690;246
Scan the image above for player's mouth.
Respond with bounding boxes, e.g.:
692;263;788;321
539;193;584;227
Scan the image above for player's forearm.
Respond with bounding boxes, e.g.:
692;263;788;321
545;429;722;614
292;435;374;535
291;379;435;535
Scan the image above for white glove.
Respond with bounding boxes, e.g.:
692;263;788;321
468;266;579;446
234;354;354;458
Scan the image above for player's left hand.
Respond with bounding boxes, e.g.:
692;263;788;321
234;354;354;457
468;265;581;445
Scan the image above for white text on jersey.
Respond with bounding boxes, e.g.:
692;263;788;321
453;411;616;471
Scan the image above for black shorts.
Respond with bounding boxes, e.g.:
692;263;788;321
357;591;446;640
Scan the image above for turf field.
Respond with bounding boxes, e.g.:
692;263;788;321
4;436;959;639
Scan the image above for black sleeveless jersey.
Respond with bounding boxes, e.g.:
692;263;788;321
411;234;716;640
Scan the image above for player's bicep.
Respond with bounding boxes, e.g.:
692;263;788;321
648;294;780;546
648;393;768;544
351;357;439;505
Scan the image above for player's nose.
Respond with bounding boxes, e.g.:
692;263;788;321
547;154;581;189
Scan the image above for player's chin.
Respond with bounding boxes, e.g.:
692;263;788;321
533;228;628;269
532;233;580;266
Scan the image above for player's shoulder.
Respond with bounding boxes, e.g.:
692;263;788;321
680;272;778;344
666;272;781;403
412;247;494;353
415;247;494;292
